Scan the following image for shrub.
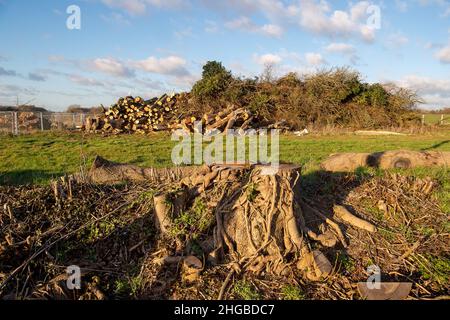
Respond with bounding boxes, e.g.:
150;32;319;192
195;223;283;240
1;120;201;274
190;62;420;129
192;61;232;101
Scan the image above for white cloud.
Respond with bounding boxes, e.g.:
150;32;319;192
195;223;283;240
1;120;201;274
260;24;284;37
167;74;200;89
325;43;356;54
386;33;409;48
174;27;194;39
88;58;135;77
325;43;360;64
225;16;283;37
101;12;131;25
436;44;450;63
69;75;105;87
102;0;147;15
101;0;187;15
204;20;218;33
102;0;378;41
417;0;450;17
132;55;190;76
395;75;450;108
298;0;377;42
395;0;408;12
424;42;444;50
253;53;283;65
305;52;326;66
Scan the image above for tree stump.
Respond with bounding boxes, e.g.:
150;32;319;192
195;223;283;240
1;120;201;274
81;157;379;282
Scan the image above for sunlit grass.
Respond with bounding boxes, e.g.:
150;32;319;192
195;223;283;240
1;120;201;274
0;130;449;185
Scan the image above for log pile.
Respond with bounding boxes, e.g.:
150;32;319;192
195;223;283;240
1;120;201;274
172;106;254;135
18;112;40;131
85;94;183;134
84;94;271;135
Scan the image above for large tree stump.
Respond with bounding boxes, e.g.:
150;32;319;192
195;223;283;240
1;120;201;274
216;165;332;280
79;157;377;282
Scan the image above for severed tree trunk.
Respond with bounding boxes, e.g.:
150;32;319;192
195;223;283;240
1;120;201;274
85;156;201;184
322;150;450;172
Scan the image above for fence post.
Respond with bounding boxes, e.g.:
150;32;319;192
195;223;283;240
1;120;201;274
13;112;18;135
421;114;425;126
11;112;14;134
440;114;444;126
40;112;44;131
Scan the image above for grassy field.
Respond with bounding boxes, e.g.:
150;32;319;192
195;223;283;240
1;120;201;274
0;129;449;185
423;114;450;125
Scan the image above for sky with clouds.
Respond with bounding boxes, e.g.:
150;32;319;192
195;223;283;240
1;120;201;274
0;0;449;111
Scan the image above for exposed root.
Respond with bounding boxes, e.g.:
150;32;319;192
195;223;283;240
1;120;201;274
333;205;377;233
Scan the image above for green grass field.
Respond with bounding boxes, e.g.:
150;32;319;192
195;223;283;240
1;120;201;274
0;129;449;185
423;114;450;125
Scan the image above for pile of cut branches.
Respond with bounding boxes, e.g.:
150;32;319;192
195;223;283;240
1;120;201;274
0;162;448;300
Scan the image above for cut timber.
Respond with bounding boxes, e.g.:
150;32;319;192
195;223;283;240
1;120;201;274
333;205;377;233
375;150;450;170
321;153;370;172
87;156;201;184
321;150;450;172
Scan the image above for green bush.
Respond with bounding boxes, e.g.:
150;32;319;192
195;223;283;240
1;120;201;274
355;84;388;107
192;61;232;101
190;62;419;129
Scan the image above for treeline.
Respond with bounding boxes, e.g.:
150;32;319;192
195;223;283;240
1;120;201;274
417;107;450;114
0;105;49;112
189;61;421;129
0;105;103;114
65;105;104;114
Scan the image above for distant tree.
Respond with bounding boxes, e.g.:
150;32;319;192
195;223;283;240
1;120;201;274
17;105;48;112
66;104;103;114
201;61;230;79
192;61;233;100
260;63;277;83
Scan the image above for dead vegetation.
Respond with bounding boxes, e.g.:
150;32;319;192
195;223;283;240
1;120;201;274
0;158;448;300
84;62;423;135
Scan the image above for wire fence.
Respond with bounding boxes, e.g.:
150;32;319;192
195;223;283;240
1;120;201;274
421;114;450;126
0;111;448;135
0;111;88;134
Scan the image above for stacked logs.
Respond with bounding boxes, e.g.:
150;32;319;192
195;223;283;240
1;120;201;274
85;94;182;134
85;94;263;135
171;106;254;135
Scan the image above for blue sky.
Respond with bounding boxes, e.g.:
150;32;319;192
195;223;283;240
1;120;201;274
0;0;449;111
